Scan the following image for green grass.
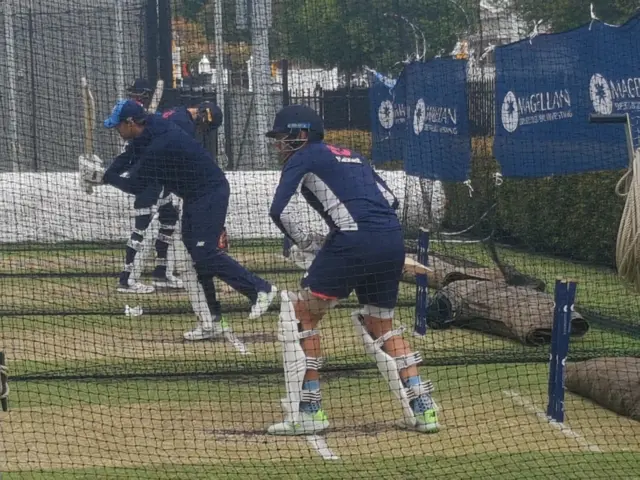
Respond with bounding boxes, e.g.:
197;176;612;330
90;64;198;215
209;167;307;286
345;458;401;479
5;452;640;480
2;365;639;477
1;241;639;478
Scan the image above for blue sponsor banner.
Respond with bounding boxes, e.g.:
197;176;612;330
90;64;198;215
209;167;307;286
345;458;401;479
494;18;636;178
404;58;471;182
588;15;640;139
369;70;408;164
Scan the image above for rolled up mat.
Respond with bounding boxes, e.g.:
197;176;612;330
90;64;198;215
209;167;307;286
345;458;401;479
404;254;507;290
430;279;589;346
565;357;640;421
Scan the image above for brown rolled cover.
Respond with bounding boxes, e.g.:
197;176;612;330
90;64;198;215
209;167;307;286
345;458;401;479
565;357;640;421
403;254;545;291
404;254;507;290
431;279;590;346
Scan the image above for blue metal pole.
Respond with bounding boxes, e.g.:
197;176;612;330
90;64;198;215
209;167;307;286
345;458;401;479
414;228;430;336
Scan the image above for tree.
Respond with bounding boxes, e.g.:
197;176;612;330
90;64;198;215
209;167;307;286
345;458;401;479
172;0;477;77
509;0;639;32
271;0;476;76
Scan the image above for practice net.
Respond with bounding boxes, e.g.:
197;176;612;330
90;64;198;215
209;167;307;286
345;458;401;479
0;0;638;478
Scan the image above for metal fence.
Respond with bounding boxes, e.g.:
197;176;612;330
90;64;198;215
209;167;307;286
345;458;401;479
0;0;147;173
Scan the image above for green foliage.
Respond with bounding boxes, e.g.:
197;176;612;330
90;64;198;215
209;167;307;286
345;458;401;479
444;141;626;266
510;0;638;32
174;0;250;44
272;0;474;74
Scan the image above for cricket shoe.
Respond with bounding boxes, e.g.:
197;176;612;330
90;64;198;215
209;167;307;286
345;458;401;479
183;319;250;355
183;317;231;341
267;409;329;436
398;408;440;434
152;274;184;290
248;285;278;320
117;281;155;294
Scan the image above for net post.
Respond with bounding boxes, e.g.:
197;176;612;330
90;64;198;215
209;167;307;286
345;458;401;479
547;279;576;422
413;227;430;336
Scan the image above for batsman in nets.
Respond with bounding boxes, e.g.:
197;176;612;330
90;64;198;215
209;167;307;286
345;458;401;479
265;104;440;435
110;79;236;295
80;99;276;343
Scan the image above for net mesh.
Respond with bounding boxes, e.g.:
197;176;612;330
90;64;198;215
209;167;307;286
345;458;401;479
0;0;639;478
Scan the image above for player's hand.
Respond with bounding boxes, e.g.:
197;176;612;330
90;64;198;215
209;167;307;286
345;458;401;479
299;231;325;253
288;245;316;270
0;364;9;401
79;154;105;185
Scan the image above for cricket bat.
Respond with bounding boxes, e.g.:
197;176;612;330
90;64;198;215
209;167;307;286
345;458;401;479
404;256;432;276
0;351;8;412
148;79;164;114
80;76;96;194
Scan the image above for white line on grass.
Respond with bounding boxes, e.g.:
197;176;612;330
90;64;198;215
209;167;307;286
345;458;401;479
503;390;602;453
306;435;340;460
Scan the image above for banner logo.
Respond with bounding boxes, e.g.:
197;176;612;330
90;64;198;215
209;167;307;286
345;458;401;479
414;98;459;135
378;100;394;129
501;91;519;133
590;74;613;114
413;99;426;134
501;89;572;133
590;73;640;113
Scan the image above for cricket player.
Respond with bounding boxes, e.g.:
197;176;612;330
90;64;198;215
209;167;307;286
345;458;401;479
110;77;179;293
110;94;226;294
80;99;277;341
265;104;439;435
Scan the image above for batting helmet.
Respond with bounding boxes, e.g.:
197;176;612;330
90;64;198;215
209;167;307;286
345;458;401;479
266;104;324;141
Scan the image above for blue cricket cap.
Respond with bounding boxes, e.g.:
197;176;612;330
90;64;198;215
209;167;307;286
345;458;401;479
104;99;146;128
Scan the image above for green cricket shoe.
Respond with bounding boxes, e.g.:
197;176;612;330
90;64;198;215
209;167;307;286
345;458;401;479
267;409;329;436
414;408;440;433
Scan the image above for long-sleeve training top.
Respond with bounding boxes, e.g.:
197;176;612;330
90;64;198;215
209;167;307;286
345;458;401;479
159;104;223;139
269;141;400;247
103;115;228;202
104;104;224;178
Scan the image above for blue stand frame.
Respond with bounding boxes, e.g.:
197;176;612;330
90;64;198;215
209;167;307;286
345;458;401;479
547;279;577;423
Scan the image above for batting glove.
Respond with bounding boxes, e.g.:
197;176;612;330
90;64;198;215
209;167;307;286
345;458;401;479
79;154;105;186
0;365;8;400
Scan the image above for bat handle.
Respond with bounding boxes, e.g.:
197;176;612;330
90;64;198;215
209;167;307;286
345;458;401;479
0;351;7;412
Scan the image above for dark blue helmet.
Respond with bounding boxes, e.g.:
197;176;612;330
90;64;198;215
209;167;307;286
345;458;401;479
266;104;324;141
126;78;153;99
196;101;223;130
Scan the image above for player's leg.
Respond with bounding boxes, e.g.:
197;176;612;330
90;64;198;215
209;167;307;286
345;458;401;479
352;233;439;433
179;199;247;351
174;234;248;353
151;196;183;289
117;191;156;294
267;289;335;435
206;251;277;319
267;242;351;436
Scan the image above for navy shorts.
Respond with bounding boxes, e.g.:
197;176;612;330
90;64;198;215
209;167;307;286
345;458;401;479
301;229;405;309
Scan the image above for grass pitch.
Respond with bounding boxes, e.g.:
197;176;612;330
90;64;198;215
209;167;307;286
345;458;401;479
0;240;638;478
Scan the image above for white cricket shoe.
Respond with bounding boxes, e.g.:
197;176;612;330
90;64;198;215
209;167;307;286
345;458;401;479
183;318;230;341
152;274;184;289
267;410;329;436
183;319;250;355
249;286;278;320
117;281;155;294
